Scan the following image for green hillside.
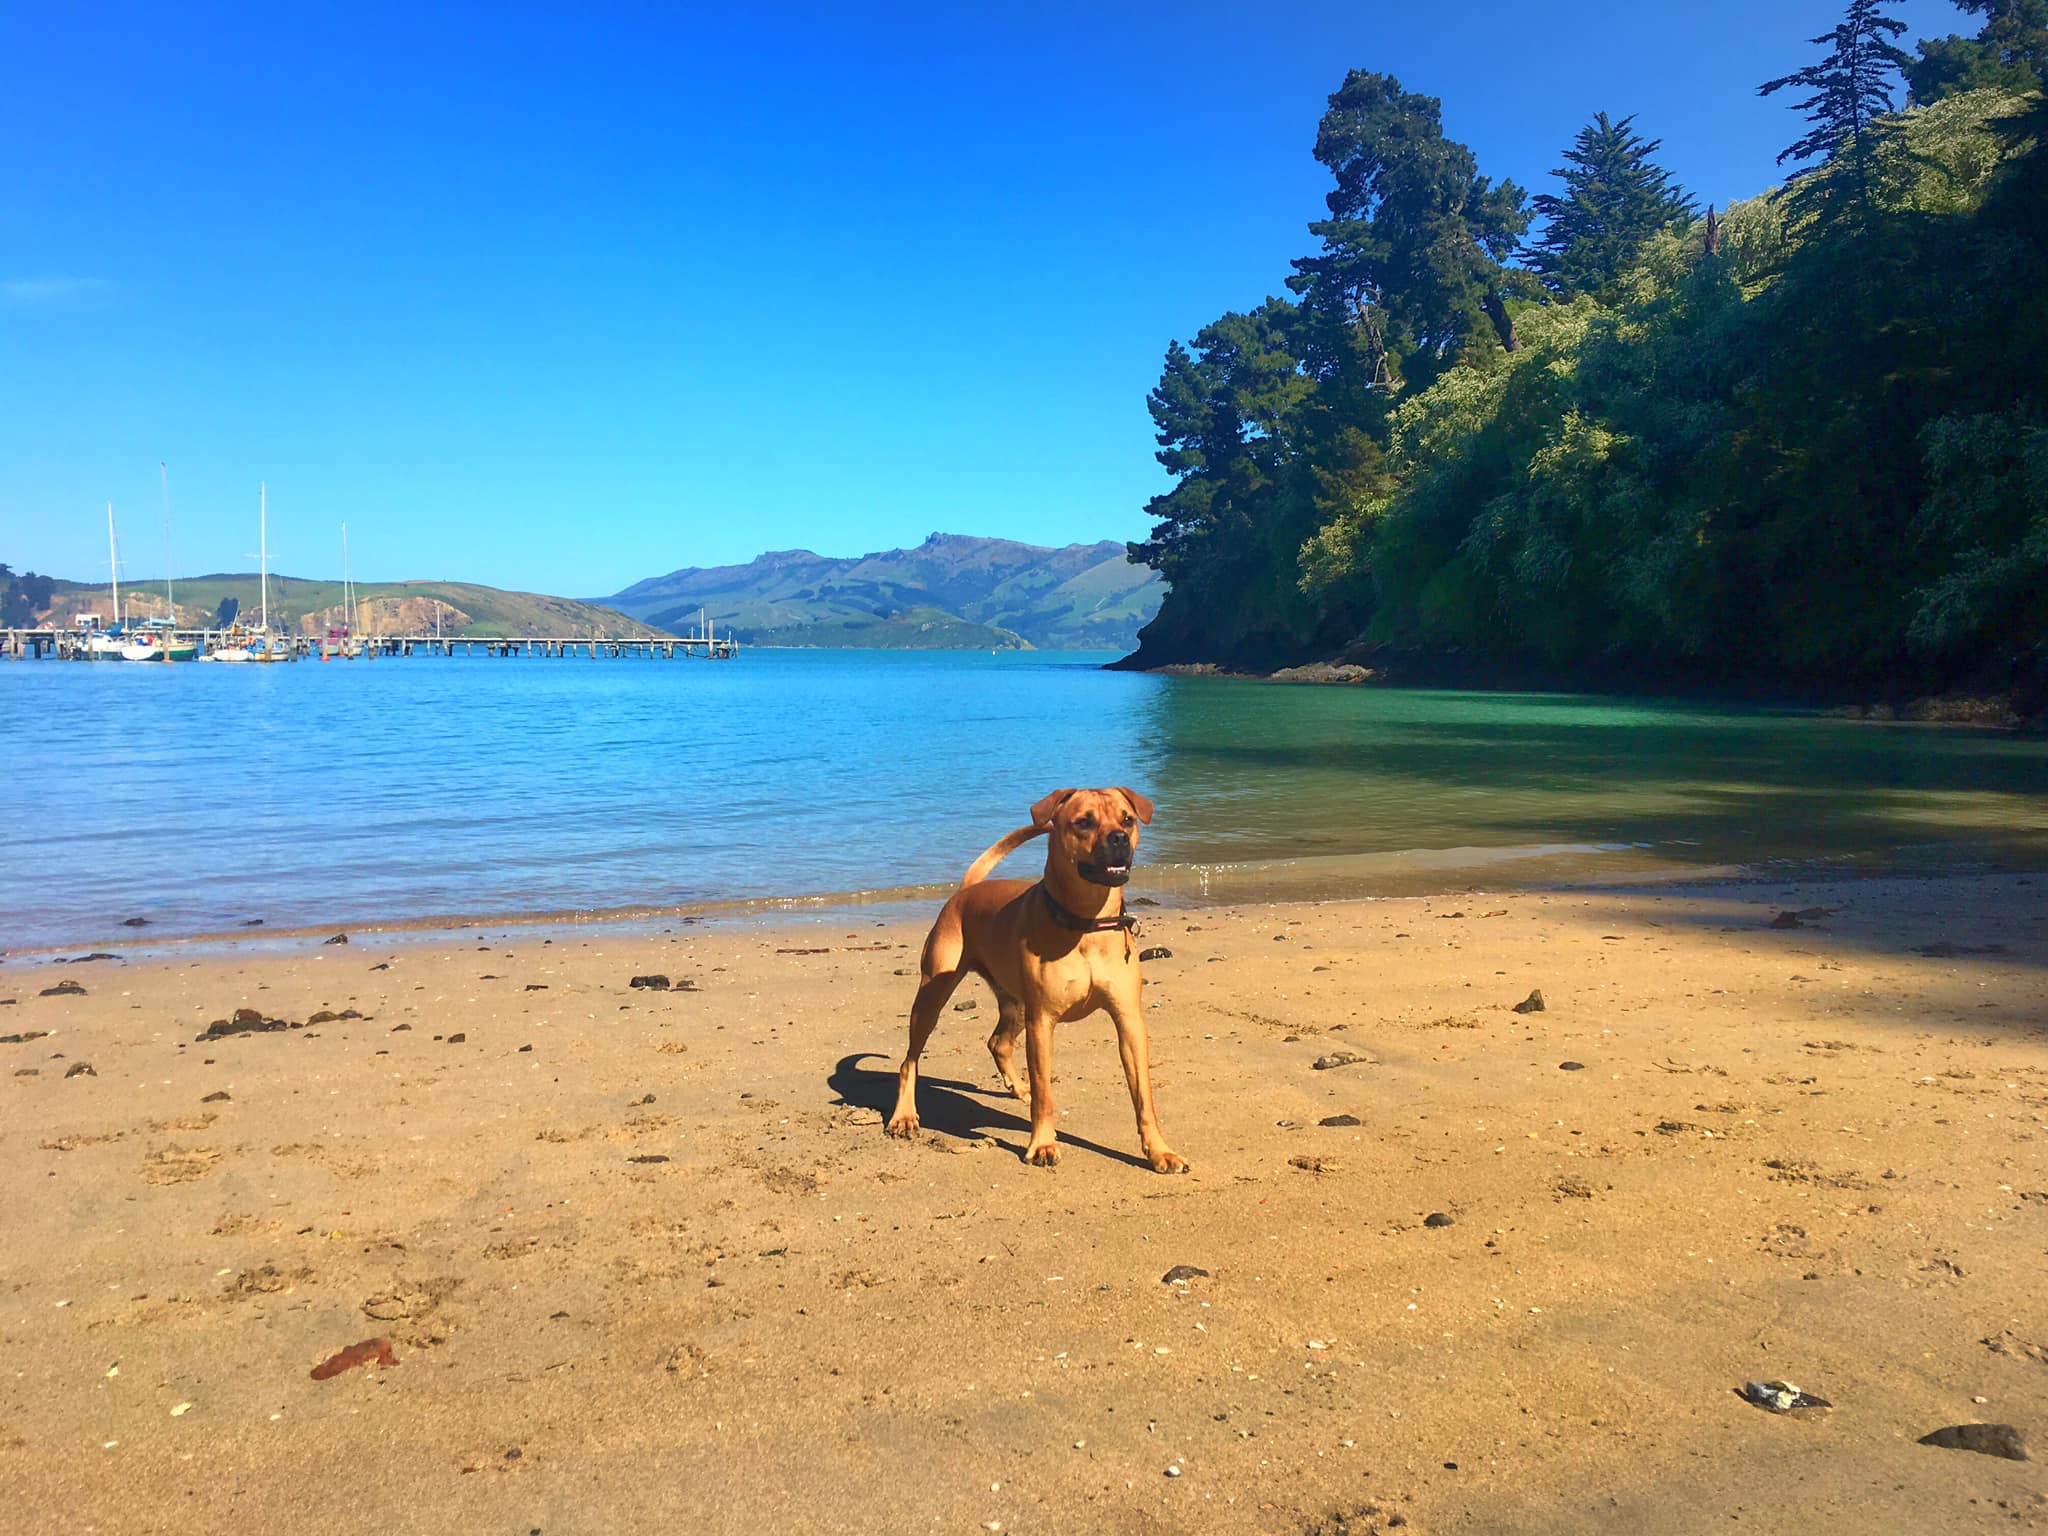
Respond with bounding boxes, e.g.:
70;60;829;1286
606;533;1162;649
32;572;660;639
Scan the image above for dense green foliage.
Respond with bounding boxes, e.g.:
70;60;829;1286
1125;1;2048;704
1909;0;2048;101
0;564;57;628
1761;0;1915;224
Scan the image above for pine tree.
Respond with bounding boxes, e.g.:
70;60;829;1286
1760;0;1915;222
1907;0;2048;102
1525;113;1700;297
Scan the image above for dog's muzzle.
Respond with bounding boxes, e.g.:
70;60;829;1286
1079;835;1135;886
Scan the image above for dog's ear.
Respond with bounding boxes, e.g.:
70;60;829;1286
1115;787;1154;825
1031;788;1077;828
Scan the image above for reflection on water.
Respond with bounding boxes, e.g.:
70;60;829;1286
2;651;2043;949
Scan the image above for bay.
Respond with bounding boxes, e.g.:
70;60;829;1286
3;648;2044;951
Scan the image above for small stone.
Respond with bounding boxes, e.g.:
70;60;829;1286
1139;947;1172;962
445;1032;466;1044
629;975;671;991
504;1446;522;1460
40;980;87;998
65;1062;96;1079
1511;989;1545;1014
1558;1061;1585;1071
1319;1114;1361;1127
170;1402;191;1417
518;1045;533;1053
952;1000;978;1012
324;933;349;945
201;1091;231;1103
121;917;149;927
1423;1212;1455;1228
1161;1265;1209;1284
1918;1423;2029;1461
1312;1050;1370;1071
1163;1465;1181;1478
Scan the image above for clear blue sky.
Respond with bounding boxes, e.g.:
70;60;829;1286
2;0;1966;596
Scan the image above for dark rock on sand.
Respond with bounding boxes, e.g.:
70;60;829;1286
1320;1114;1362;1127
446;1032;466;1044
1559;1060;1586;1071
628;1154;670;1165
1139;947;1172;962
202;1090;231;1103
1161;1265;1210;1284
305;1009;363;1025
525;984;547;991
2;1031;52;1045
1918;1423;2030;1460
197;1008;299;1041
121;917;149;927
1424;1212;1455;1228
1511;989;1545;1014
1313;1050;1371;1071
64;1062;96;1078
324;933;349;945
951;999;977;1011
629;975;671;991
65;953;120;965
40;980;87;998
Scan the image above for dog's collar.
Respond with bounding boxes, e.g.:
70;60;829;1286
1039;884;1137;934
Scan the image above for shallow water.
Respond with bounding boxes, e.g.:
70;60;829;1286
3;649;2044;950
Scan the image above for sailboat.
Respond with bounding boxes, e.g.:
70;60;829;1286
83;504;127;660
203;483;289;662
323;523;361;660
121;465;198;661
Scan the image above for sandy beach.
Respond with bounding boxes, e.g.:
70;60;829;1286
2;873;2044;1534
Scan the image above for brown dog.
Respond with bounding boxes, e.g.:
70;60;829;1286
885;787;1188;1174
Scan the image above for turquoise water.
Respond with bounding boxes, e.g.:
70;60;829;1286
2;648;2044;950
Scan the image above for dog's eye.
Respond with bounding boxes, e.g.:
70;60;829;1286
1121;814;1135;828
1074;816;1095;831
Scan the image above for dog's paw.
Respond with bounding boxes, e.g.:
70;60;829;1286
1024;1139;1061;1168
1147;1148;1190;1175
885;1113;920;1139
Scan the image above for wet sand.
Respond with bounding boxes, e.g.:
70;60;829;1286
2;874;2044;1534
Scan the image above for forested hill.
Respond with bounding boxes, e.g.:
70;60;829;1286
1117;0;2048;714
606;534;1163;650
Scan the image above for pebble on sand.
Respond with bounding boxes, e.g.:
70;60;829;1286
1511;989;1545;1014
1312;1050;1370;1071
1139;947;1172;962
1423;1212;1455;1228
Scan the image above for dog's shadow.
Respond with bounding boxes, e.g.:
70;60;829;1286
827;1052;1151;1171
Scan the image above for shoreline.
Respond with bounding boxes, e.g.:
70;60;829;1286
11;834;2045;963
2;870;2042;1532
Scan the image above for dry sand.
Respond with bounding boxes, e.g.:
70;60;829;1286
1;874;2044;1534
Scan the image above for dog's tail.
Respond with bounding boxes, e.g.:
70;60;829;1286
960;824;1045;888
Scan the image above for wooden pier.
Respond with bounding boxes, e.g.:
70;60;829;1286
1;629;738;662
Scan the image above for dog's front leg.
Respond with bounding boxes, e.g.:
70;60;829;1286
1022;1013;1060;1166
1106;993;1189;1174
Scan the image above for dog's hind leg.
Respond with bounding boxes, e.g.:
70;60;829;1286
986;990;1027;1100
885;971;961;1138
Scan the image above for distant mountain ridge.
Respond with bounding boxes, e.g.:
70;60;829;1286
606;533;1163;650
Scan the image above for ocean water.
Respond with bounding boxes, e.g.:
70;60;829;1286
3;648;2045;951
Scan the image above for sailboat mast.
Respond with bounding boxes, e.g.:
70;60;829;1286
259;482;269;632
342;522;351;632
160;464;174;622
107;502;120;628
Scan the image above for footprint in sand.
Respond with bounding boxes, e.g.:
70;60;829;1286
142;1145;223;1185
